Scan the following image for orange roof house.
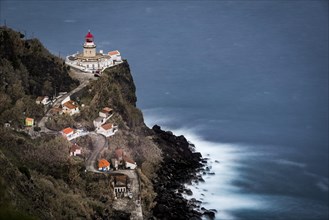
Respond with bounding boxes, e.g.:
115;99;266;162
62;100;80;116
61;127;74;140
62;127;74;135
98;159;110;171
96;123;118;137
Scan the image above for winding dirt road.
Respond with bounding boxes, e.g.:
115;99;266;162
85;132;108;173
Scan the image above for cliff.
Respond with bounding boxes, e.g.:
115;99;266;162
0;27;206;220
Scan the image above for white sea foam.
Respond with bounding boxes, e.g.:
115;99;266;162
275;159;306;168
143;108;329;219
143;109;264;219
169;128;266;219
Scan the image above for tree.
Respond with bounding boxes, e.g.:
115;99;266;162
42;80;53;96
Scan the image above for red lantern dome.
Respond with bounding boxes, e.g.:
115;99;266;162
85;31;94;42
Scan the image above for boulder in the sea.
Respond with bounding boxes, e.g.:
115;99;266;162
203;210;216;219
185;188;193;196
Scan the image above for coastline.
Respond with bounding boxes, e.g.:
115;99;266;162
151;125;216;220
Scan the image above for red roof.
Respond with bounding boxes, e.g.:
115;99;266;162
101;123;113;130
25;117;34;122
108;50;120;56
102;107;113;113
63;100;78;109
98;159;110;168
62;127;74;135
85;31;94;39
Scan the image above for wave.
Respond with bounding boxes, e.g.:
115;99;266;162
63;19;76;23
143;108;329;219
275;159;306;168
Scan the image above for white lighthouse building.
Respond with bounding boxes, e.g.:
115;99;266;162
83;31;97;57
65;31;123;73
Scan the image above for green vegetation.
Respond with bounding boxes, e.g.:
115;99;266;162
77;61;144;130
0;26;78;127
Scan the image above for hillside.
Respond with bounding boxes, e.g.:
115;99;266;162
0;26;78;127
0;27;206;220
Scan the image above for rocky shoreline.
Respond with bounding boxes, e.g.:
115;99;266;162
150;125;216;220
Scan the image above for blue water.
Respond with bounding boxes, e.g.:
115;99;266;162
2;1;328;219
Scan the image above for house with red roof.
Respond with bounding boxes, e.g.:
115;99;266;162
62;100;80;116
99;107;113;118
98;159;110;171
108;50;122;63
61;127;74;140
93;107;114;128
96;123;118;137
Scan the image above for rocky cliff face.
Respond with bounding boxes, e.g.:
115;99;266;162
0;27;207;220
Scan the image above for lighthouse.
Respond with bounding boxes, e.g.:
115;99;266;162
65;31;123;73
83;31;96;57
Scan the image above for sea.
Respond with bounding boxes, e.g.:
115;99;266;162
1;1;328;219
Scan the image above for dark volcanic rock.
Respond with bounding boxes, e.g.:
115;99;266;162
203;210;216;219
185;188;193;196
151;125;204;220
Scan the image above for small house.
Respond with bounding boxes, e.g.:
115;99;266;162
96;123;118;137
36;96;49;105
70;143;82;156
108;50;122;63
98;159;110;171
123;156;137;170
99;107;113;118
61;127;74;140
62;100;79;116
25;118;34;127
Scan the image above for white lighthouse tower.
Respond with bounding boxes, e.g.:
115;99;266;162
83;31;96;57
